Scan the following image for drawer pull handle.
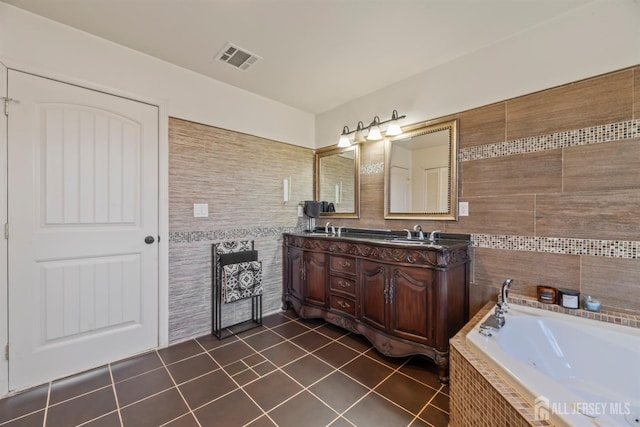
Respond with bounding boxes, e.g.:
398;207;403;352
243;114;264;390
341;261;351;268
337;300;351;309
338;280;350;288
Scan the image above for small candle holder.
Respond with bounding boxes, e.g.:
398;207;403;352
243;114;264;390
584;295;601;312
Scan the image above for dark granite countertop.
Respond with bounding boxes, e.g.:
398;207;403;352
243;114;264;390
285;227;471;251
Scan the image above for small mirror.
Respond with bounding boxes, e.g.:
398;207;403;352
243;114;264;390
384;119;458;220
315;144;360;218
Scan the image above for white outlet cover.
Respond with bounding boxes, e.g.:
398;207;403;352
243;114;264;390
194;203;209;217
459;201;469;217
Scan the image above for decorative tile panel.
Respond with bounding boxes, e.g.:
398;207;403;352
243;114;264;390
471;234;639;259
361;162;384;175
460;119;640;162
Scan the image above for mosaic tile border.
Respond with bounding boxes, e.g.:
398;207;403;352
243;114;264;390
169;226;303;244
361;161;384;175
509;296;640;329
460;119;640;162
472;233;639;259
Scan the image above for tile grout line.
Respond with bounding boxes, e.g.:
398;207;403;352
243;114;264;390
156;348;203;427
232;317;361;425
256;317;448;425
42;382;51;427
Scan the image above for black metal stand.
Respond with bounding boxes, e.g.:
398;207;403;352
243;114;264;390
212;240;263;340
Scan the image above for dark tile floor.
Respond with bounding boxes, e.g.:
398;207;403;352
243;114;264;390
0;310;449;427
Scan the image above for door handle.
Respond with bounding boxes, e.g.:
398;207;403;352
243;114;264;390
144;235;155;244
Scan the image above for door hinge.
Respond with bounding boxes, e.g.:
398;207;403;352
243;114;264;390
4;223;7;239
1;97;16;116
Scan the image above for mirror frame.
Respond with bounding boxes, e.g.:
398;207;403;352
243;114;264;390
315;144;360;219
384;118;458;220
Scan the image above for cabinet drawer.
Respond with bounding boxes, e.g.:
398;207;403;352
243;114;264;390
330;295;356;317
330;276;356;296
330;256;356;275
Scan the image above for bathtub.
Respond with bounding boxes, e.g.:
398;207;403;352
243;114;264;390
466;304;640;427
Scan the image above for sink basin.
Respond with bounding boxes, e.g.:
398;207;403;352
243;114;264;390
389;238;442;248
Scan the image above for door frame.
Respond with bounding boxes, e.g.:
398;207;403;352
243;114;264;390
0;59;169;396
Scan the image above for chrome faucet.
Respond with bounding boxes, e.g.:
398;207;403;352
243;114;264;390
500;279;513;311
413;224;425;240
402;228;412;239
337;226;344;237
325;221;335;236
428;230;441;242
479;279;514;334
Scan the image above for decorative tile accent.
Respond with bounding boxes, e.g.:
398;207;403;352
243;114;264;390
472;234;639;259
361;162;384;175
169;227;302;244
460;119;640;162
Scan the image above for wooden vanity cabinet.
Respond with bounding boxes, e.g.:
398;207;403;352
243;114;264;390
284;246;328;308
360;260;434;346
284;246;304;301
282;233;470;383
303;251;328;307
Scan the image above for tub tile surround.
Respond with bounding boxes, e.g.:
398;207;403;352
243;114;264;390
450;297;639;427
507;296;640;329
449;302;553;427
344;66;640;319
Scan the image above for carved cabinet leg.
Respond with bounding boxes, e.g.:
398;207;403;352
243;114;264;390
434;350;449;384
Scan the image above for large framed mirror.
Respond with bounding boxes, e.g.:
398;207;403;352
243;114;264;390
315;144;360;218
384;119;458;220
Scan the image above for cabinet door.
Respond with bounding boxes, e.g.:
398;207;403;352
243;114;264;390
390;266;434;345
286;246;304;301
304;251;328;307
359;259;388;331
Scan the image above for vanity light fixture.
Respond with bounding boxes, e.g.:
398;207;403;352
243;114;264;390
337;110;405;145
366;116;382;140
337;126;351;147
385;110;403;136
353;121;366;144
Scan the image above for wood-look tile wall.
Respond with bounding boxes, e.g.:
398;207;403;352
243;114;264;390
168;118;314;343
338;66;640;317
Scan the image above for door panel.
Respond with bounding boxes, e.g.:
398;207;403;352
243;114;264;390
359;260;387;331
304;251;327;307
390;267;433;345
286;246;303;301
7;70;159;391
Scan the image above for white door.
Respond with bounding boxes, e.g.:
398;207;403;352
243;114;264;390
7;70;159;391
424;167;448;213
390;166;411;212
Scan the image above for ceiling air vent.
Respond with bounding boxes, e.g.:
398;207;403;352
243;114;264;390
216;42;262;71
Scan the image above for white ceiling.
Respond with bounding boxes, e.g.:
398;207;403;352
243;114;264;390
2;0;594;114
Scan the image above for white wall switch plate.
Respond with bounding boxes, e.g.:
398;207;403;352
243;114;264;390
459;201;469;216
193;203;209;218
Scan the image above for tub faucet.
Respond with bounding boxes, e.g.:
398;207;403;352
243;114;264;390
479;279;514;333
337;226;344;237
480;306;506;332
402;229;412;239
500;279;513;311
413;224;425;240
429;230;441;243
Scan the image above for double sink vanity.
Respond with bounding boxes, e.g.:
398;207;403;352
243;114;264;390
282;228;471;383
284;117;468;382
